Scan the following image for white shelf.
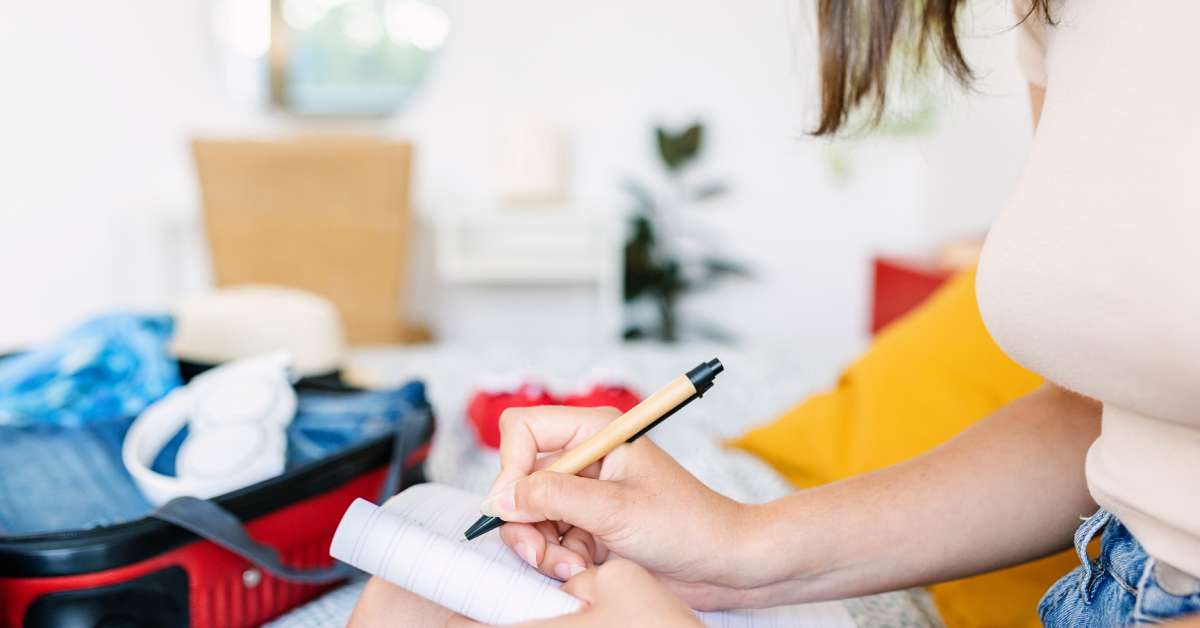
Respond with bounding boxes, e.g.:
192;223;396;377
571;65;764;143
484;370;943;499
435;208;620;285
432;207;625;341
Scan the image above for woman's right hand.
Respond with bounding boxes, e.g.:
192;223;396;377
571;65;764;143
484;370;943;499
479;406;764;610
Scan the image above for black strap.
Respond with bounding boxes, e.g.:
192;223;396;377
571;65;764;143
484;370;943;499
149;407;429;584
152;496;353;584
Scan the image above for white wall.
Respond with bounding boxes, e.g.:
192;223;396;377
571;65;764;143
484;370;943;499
0;1;1031;359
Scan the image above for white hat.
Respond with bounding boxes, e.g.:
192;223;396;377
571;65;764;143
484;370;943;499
171;285;346;377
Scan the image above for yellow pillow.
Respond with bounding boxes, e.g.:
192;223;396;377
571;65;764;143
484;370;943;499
731;268;1075;628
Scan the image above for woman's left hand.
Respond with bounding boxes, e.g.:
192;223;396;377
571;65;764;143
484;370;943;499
520;559;701;628
348;561;700;628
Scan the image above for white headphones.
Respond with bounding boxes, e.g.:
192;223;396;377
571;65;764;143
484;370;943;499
123;353;297;505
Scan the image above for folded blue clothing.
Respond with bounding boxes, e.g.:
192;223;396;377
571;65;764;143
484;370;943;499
0;314;431;536
0;381;430;536
288;381;429;468
0;314;179;427
149;381;431;473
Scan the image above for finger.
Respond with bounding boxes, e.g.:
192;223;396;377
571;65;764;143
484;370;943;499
533;521;588;580
595;443;631;482
560;526;598;566
541;541;588;581
348;577;480;627
532;452;561;471
533;519;561;543
531;455;605;483
487;406;618;496
560;567;600;603
515;573;602;628
492;471;626;537
592;537;610;564
499;519;589;581
498;522;545;569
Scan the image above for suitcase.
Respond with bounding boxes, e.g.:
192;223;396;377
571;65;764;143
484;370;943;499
0;372;435;628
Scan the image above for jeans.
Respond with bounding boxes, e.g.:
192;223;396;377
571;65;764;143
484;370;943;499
1039;509;1200;626
0;417;153;534
0;382;429;535
286;381;429;468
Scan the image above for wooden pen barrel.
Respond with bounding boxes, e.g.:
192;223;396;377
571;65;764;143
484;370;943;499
545;374;697;475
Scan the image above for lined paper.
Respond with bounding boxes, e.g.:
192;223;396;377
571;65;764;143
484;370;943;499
331;484;853;627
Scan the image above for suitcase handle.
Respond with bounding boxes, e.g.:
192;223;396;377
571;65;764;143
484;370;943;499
149;407;430;584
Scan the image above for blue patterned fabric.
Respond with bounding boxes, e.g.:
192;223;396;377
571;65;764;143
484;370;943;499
0;314;180;427
0;316;429;535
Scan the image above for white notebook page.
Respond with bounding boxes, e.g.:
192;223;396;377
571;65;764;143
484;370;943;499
330;484;853;627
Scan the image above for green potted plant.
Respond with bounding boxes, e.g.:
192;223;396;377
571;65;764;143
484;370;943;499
622;122;750;342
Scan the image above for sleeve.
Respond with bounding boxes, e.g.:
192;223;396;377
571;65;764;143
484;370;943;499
1013;0;1049;87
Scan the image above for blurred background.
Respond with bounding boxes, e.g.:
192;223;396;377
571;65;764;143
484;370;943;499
0;5;1047;623
0;0;1032;373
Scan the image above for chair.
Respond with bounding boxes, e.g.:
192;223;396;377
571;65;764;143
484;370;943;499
192;136;423;345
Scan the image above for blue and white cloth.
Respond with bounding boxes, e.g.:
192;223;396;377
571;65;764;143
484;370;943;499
0;313;179;428
0;314;429;535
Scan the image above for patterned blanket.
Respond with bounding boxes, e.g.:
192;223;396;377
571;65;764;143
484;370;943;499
269;343;942;627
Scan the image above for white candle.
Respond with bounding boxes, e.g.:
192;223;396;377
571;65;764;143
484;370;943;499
497;118;569;207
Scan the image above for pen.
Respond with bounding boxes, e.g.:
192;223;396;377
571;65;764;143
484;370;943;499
463;358;724;541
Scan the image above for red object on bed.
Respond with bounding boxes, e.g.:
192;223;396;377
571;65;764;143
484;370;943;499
467;384;556;449
870;256;955;335
560;384;642;414
467;384;642;449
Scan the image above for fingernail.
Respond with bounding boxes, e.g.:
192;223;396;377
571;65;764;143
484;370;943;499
514;543;537;568
480;483;517;517
554;562;585;580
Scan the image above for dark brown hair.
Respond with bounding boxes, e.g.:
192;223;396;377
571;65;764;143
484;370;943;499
814;0;1052;135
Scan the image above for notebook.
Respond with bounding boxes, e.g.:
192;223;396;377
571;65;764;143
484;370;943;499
330;483;854;626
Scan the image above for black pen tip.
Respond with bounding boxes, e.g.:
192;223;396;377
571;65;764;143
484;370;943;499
463;515;504;541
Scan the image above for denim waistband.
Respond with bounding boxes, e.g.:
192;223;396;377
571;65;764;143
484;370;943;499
1073;509;1114;602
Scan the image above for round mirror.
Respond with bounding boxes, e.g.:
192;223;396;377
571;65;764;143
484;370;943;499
211;0;450;116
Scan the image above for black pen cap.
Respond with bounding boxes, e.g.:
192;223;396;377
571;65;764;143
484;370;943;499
685;358;724;396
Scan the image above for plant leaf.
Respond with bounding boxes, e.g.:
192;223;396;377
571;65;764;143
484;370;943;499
690;181;728;202
677;123;702;164
656;126;682;171
656;122;705;172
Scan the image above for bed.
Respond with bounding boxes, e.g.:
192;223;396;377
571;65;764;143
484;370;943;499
268;342;942;627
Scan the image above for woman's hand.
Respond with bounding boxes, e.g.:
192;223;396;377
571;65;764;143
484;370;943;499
348;577;482;628
480;406;761;609
521;560;701;628
346;563;700;628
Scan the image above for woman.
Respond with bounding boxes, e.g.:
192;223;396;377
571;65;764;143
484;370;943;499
352;1;1200;625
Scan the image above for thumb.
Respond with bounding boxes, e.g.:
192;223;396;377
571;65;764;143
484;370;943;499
560;566;600;603
488;471;627;536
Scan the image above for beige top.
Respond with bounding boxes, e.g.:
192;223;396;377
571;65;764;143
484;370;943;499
977;0;1200;578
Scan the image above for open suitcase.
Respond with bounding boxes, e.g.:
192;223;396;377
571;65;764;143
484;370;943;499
0;371;435;628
